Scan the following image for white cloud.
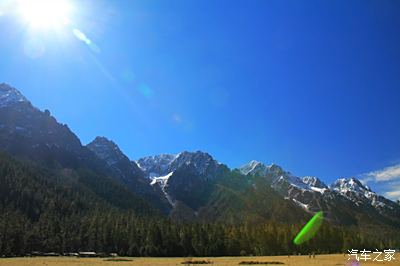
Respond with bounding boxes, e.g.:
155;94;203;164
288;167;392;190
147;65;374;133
382;182;400;201
385;190;400;199
360;164;400;201
362;164;400;182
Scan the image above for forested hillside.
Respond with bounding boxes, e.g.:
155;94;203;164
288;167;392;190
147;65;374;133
1;152;399;257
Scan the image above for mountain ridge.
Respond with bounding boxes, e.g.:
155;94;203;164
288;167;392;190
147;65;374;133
0;83;399;229
0;82;393;206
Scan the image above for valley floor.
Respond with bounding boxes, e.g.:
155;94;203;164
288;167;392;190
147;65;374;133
0;254;398;266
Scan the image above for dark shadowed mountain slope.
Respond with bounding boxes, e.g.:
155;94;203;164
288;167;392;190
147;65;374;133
196;171;311;224
0;83;160;215
87;136;171;213
87;136;144;179
0;151;156;219
0;83;108;172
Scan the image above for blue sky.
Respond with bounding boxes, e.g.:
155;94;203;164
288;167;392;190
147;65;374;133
0;0;399;199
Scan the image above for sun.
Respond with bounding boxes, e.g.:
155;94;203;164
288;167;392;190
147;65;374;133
18;0;72;29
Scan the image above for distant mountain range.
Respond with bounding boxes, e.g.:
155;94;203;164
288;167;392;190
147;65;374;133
1;82;399;231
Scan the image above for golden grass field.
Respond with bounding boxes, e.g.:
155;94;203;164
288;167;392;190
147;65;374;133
0;254;398;266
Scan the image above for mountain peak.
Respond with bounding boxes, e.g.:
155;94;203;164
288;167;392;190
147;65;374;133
175;150;216;162
0;83;29;108
329;177;399;211
302;176;328;189
239;161;285;176
268;163;284;175
92;136;117;147
239;160;264;175
137;150;226;179
331;177;369;193
249;160;262;165
331;177;376;202
87;136;127;166
86;136;149;184
175;150;215;164
136;153;178;178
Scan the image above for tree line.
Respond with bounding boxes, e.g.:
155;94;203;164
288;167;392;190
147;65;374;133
0;152;398;257
1;209;398;257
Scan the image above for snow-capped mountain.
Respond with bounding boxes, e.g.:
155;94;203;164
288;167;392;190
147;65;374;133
1;82;399;228
239;161;330;214
138;151;227;178
137;151;228;182
137;151;229;210
330;177;398;211
330;177;371;195
302;176;328;189
239;160;285;177
238;160;400;225
331;177;370;198
137;154;178;178
239;161;327;194
0;83;29;108
239;160;326;197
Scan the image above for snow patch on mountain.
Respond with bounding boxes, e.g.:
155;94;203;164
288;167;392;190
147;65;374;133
241;161;344;198
310;186;328;194
239;161;286;177
137;151;226;180
278;175;310;190
136;154;178;177
240;161;322;193
150;172;175;206
292;198;309;210
239;161;339;214
0;83;28;108
302;176;328;189
150;171;173;187
239;160;263;175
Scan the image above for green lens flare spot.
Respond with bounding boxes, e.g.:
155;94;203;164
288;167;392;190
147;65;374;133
293;211;324;245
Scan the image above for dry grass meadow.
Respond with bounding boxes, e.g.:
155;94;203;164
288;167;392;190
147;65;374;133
0;254;398;266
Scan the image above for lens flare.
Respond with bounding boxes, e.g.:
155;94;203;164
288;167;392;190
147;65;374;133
72;28;100;53
72;29;90;44
293;211;323;245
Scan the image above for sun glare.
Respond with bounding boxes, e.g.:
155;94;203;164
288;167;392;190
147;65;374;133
18;0;72;29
